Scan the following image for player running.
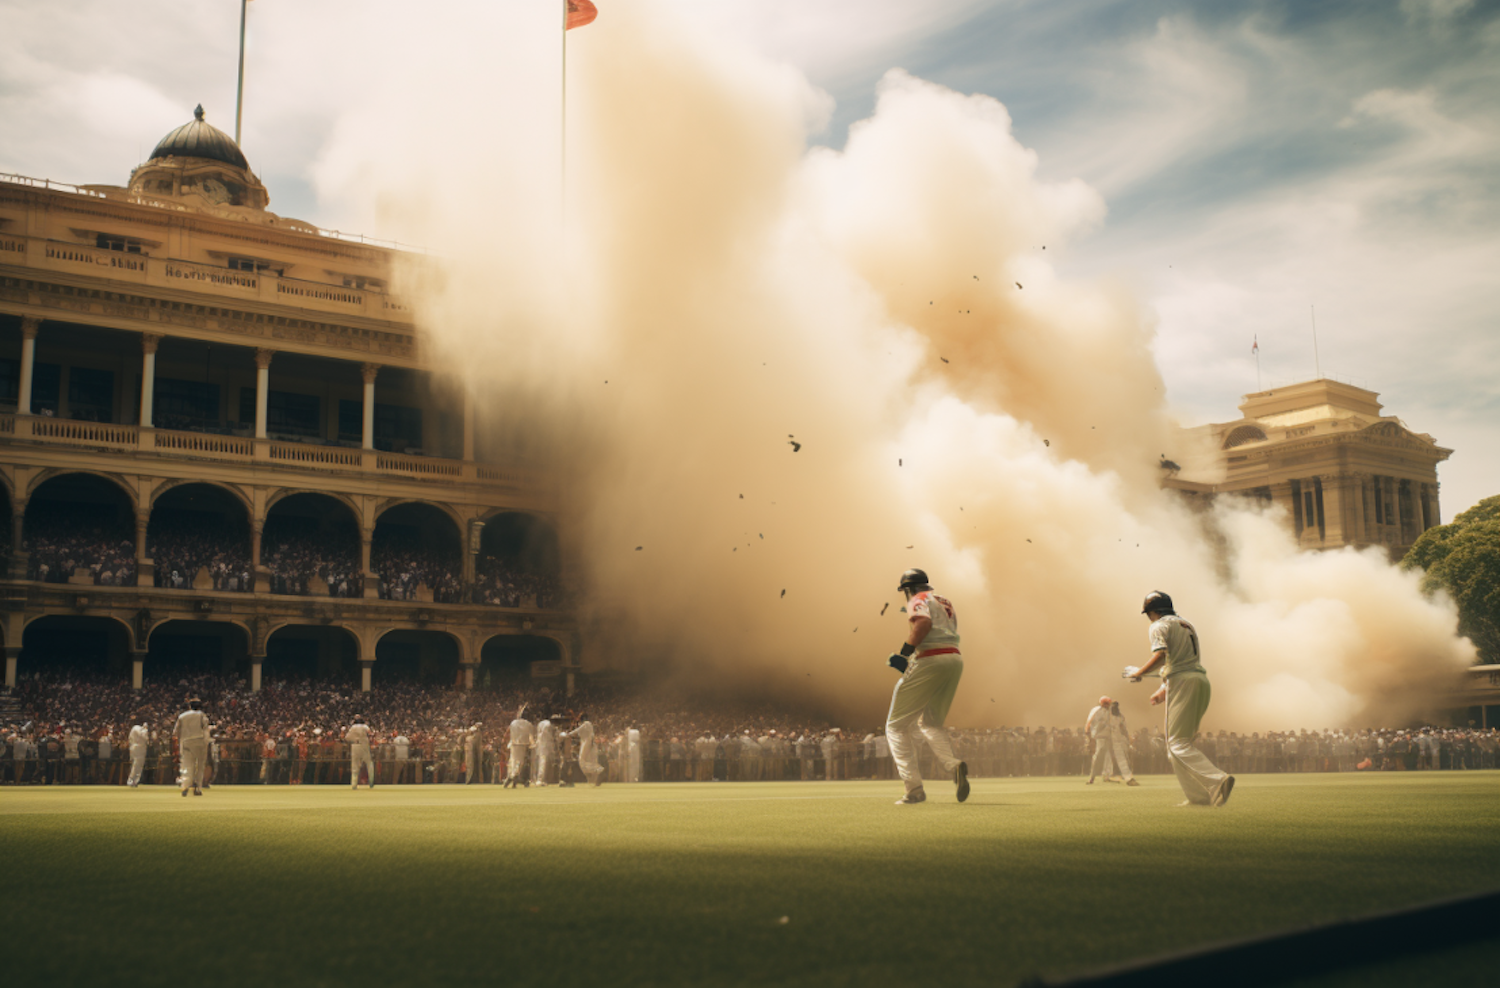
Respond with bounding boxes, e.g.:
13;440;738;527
885;568;969;805
1126;591;1234;807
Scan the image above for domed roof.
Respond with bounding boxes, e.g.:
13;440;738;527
148;105;249;170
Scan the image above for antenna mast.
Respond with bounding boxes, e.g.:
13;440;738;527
1311;304;1322;380
235;0;249;145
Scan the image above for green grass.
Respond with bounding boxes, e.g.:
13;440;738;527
4;773;1499;987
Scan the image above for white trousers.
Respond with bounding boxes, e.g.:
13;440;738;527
885;654;964;794
535;748;555;784
350;745;375;786
179;739;207;791
128;748;146;786
1110;736;1134;781
507;744;528;782
1089;738;1114;779
1166;673;1228;804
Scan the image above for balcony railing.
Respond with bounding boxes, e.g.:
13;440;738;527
0;231;415;325
1;416;542;490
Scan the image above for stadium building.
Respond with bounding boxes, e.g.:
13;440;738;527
1166;378;1452;560
0;106;576;694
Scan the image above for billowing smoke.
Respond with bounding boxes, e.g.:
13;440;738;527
315;1;1474;731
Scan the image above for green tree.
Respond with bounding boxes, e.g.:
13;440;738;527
1403;494;1500;664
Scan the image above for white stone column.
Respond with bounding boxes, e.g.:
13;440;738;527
139;334;160;427
254;348;274;439
360;660;373;693
463;665;475;691
131;652;146;691
251;658;263;693
361;363;379;450
4;647;18;689
17;317;39;415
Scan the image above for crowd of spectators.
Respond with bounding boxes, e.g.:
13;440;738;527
23;502;136;586
261;516;362;598
373;532;462;603
474;556;567;609
5;671;1497;786
149;513;253;592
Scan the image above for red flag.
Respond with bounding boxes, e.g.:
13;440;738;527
566;0;597;30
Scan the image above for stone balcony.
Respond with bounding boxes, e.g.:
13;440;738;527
0;414;543;492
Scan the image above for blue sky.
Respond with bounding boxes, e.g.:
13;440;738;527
3;0;1496;513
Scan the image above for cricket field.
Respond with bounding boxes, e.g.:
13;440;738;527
4;773;1498;987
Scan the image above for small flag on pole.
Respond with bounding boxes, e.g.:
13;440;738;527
566;0;597;30
1251;335;1259;355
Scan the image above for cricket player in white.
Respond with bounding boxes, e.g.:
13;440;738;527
1109;700;1138;785
173;698;210;797
504;709;533;788
127;720;149;787
534;718;557;786
1126;591;1234;807
885;568;969;805
345;716;375;790
1085;696;1115;784
563;715;604;786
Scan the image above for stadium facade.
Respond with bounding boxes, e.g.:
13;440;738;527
1166;378;1451;560
0;107;576;694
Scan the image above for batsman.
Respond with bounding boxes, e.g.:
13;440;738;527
1125;591;1234;807
885;568;970;805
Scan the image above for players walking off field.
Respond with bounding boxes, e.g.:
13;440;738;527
504;708;533;788
173;697;209;797
1126;592;1234;807
564;715;604;786
885;568;969;805
1109;700;1137;785
127;718;149;788
344;716;375;790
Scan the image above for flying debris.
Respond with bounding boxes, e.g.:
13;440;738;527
852;627;858;633
880;603;889;616
739;494;744;499
780;589;786;598
788;441;802;452
1159;456;1182;473
1044;439;1051;447
906;545;913;549
1026;539;1032;543
759;534;764;539
899;458;903;467
1015;282;1023;290
635;546;643;551
973;275;979;280
940;357;950;364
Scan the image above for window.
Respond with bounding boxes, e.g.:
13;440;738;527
338;398;423;451
0;358;18;404
95;233;145;254
31;362;60;414
227;256;278;274
68;367;115;422
238;388;321;437
154;378;220;430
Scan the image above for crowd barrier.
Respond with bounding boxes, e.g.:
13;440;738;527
5;735;1495;785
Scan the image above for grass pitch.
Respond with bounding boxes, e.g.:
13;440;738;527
5;773;1499;987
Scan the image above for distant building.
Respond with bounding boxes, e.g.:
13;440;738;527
1167;378;1451;560
0;106;575;694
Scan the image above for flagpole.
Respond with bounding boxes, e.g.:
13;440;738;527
1254;336;1261;390
561;0;568;227
235;0;248;146
1311;304;1321;380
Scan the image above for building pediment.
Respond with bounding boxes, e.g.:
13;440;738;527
1355;421;1452;459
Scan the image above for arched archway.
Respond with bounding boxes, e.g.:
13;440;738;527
25;473;137;585
372;502;462;603
21;614;134;680
146;619;250;680
263;492;362;597
479;634;562;688
264;624;360;683
375;629;461;686
476;512;562;608
148;483;252;591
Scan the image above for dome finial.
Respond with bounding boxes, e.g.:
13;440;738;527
193;104;205;121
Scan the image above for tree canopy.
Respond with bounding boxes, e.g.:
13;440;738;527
1403;494;1500;664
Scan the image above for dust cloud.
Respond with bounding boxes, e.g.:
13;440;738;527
316;1;1475;731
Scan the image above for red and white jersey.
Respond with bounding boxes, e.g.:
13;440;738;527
910;590;960;654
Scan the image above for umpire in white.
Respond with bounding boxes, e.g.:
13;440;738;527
127;717;150;788
1127;592;1234;807
173;697;210;797
885;568;969;805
